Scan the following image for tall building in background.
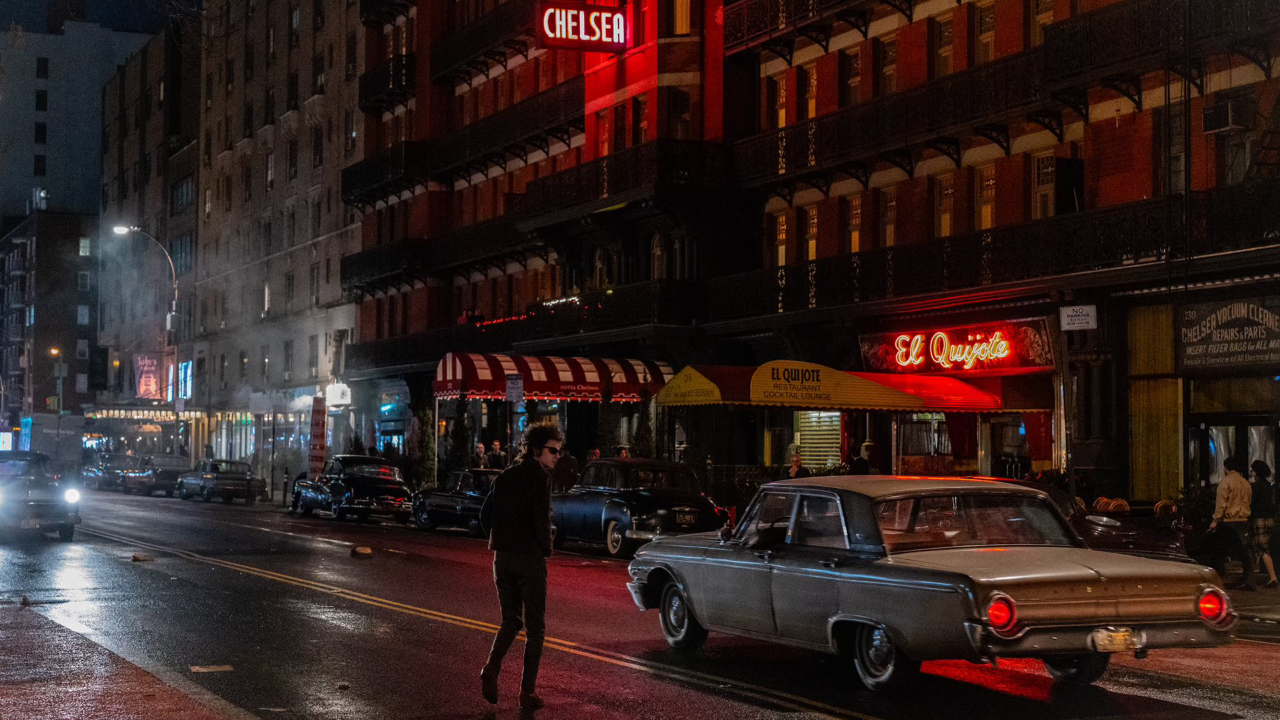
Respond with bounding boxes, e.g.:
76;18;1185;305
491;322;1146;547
97;22;203;458
0;19;149;226
196;0;362;481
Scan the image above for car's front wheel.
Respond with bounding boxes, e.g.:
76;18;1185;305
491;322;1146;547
604;520;634;558
659;581;707;652
414;507;436;530
849;624;919;691
58;525;74;542
1044;653;1111;685
329;500;346;520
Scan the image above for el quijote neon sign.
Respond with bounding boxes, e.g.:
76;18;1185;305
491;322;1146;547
536;1;630;53
894;331;1010;371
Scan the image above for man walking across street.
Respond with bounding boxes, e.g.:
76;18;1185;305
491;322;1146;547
1210;456;1255;591
479;422;563;710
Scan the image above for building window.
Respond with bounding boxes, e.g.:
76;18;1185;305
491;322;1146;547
290;7;301;47
243;103;254;138
261;344;270;381
876;39;897;96
36;57;49;78
1166;101;1187;194
311;54;326;96
265;151;275;191
651;236;667;280
975;164;996;230
77;305;90;325
262;281;271;316
287;72;299;110
265;87;276;122
801;206;818;260
76;339;89;360
242;162;253;202
35;90;47;111
1031;0;1054;48
879;189;897;247
312;126;324;167
842;194;862;253
840;48;861;108
77;271;90;290
773;212;788;266
596;109;610;157
311;197;322;237
225;59;234;92
283;340;294;377
308;335;319;377
975;3;996;65
34;155;46;176
935;174;955;237
79;238;91;256
934;19;954;78
799;63;818;121
287;138;298;179
631;94;649;146
770;73;786;129
267;25;277;61
312;0;326;30
75;374;88;394
204;187;212;218
34;122;46;144
1032;154;1056;220
344;109;357;152
309;263;320;305
667;88;693;140
239;351;248;379
346;31;358;79
245;43;256;81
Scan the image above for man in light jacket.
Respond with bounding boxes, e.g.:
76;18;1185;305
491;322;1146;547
1210;456;1255;591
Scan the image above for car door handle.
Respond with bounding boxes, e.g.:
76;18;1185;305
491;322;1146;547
819;558;843;568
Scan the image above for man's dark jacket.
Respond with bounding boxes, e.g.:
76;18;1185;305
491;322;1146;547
480;458;552;557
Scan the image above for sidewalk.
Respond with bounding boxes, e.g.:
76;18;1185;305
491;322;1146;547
0;606;232;720
1227;585;1280;622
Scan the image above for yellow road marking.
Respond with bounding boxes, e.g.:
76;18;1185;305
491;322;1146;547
80;526;880;720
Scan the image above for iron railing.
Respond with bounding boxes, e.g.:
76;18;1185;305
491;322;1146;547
358;54;416;115
724;0;875;55
431;0;537;82
340;141;431;208
359;0;413;28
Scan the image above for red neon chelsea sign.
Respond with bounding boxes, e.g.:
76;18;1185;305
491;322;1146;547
536;1;630;53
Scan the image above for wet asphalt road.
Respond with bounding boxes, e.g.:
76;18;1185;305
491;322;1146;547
3;490;1280;720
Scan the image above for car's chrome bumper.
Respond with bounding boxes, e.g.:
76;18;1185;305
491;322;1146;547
626;580;648;611
967;617;1236;658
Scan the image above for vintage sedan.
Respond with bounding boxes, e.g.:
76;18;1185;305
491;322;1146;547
121;455;192;497
0;451;81;541
412;469;498;535
176;459;265;504
553;459;727;558
292;455;411;522
627;476;1234;691
84;453;140;491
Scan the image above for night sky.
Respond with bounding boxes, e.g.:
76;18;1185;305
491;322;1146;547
1;0;170;34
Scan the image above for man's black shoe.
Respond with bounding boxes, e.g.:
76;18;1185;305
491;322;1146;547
481;670;498;705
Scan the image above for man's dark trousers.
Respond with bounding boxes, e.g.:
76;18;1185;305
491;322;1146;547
484;552;547;694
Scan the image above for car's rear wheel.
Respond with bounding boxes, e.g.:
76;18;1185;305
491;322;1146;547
659;581;707;652
177;482;190;499
58;526;74;542
203;487;215;502
330;500;346;520
605;520;634;558
414;507;436;530
295;493;314;517
849;624;919;691
1044;653;1111;685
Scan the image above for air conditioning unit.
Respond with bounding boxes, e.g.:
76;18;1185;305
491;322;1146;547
1203;101;1243;134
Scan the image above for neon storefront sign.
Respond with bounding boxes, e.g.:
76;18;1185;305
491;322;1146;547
537;1;630;53
894;331;1011;371
860;318;1055;375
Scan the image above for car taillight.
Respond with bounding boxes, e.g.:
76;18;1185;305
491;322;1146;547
986;594;1018;637
1198;588;1229;624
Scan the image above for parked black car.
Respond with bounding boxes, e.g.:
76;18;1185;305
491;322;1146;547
412;469;499;535
83;453;139;491
0;451;81;541
999;479;1192;563
293;455;411;522
176;459;266;503
552;459;727;558
121;455;192;497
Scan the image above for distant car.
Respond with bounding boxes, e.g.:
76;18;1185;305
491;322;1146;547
121;455;192;497
84;453;139;491
552;459;726;558
0;451;81;541
292;455;411;522
176;459;265;504
627;476;1234;691
996;479;1193;563
412;469;499;535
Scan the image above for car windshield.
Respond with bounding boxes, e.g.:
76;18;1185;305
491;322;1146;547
623;468;697;491
211;461;251;474
874;493;1077;553
0;458;52;479
150;456;189;469
346;463;402;483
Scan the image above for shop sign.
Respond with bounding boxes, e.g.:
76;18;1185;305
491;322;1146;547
536;1;630;53
860;318;1055;375
749;361;892;407
134;354;162;399
1060;305;1098;331
1177;296;1280;371
324;382;352;408
658;367;724;405
308;396;327;480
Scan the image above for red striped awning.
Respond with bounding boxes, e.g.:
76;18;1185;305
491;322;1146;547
434;353;674;402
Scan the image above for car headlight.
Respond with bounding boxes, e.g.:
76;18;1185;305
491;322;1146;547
64;488;81;504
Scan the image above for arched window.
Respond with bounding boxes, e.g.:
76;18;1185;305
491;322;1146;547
651;235;667;280
593;247;606;289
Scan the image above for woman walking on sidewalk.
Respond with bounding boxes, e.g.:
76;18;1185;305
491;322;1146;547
1250;460;1278;589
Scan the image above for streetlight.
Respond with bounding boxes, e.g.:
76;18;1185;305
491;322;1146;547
112;225;178;328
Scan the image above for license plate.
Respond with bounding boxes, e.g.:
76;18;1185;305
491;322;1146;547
676;512;697;526
20;518;40;529
1091;628;1137;653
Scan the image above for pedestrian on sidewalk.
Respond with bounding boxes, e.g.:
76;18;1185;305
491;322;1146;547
784;451;811;479
1250;460;1278;589
484;439;509;469
1210;456;1255;591
478;422;564;711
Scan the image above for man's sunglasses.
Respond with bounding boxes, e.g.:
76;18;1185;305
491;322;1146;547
539;446;562;456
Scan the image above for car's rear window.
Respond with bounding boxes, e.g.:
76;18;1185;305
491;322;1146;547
625;468;696;491
150;456;189;469
346;463;402;482
874;493;1076;553
211;461;251;474
105;455;139;469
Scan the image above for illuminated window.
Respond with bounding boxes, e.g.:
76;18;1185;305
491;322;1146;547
669;0;691;36
597;109;610;156
799;63;817;121
876;38;897;96
975;3;996;65
934;19;953;78
1032;154;1056;220
1031;0;1054;48
975;164;996;230
652;236;667;280
840;47;861;108
842;194;862;252
801;206;818;260
773;213;788;266
771;73;787;129
879;189;897;247
935;174;954;238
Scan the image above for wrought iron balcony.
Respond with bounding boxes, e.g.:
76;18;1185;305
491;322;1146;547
431;76;586;182
704;179;1280;322
360;0;413;28
724;0;878;58
521;140;726;229
340;141;431;209
346;322;524;373
359;54;416;115
432;0;537;83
